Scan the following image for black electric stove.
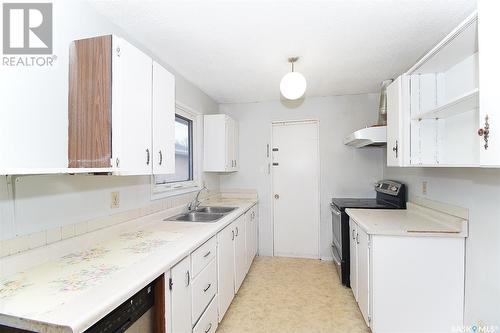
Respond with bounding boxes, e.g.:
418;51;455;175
331;180;406;287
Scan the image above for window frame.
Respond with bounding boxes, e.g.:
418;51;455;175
151;102;202;199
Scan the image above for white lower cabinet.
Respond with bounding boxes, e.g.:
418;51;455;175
245;204;258;273
169;256;192;333
217;222;236;321
349;218;465;332
167;204;259;331
356;227;370;326
217;204;259;322
193;296;218;333
233;215;247;293
349;219;358;300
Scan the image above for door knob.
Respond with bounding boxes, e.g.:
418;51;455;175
274;194;280;199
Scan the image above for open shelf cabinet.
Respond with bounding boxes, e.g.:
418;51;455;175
405;12;481;167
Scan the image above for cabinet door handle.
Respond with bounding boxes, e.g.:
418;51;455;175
203;251;211;258
158;150;163;165
204;323;212;333
356;233;359;244
185;270;190;286
235;227;239;237
146;149;150;165
478;115;490;150
232;230;235;241
203;283;211;292
392;140;398;158
352;229;356;240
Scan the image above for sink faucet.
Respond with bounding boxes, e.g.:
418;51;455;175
188;185;208;212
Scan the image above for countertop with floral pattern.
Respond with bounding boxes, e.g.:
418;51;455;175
0;198;258;333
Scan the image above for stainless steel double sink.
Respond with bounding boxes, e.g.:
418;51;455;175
165;206;237;223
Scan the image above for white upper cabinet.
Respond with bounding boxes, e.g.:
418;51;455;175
394;10;500;167
67;35;176;176
112;36;153;175
478;0;500;166
204;114;239;172
152;61;176;175
404;12;479;167
386;76;409;167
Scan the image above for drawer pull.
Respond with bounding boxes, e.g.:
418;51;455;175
203;283;211;292
203;251;211;258
205;323;212;333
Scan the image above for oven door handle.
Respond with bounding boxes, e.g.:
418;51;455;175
330;206;341;216
331;245;341;265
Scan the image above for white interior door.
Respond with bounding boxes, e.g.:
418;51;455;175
272;120;320;259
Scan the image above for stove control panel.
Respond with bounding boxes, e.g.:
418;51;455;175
374;180;403;196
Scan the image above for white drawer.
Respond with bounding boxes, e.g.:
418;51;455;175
192;259;217;324
193;295;218;333
191;236;217;278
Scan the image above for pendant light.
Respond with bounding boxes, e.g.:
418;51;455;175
280;57;307;100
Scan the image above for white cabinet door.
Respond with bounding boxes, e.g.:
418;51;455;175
386;76;406;167
479;0;500;166
349;219;358;300
245;209;252;273
245;206;257;273
217;223;235;321
204;114;239;172
252;205;259;258
225;116;234;171
233;215;247;293
357;227;370;326
152;61;175;175
112;37;153;175
170;256;192;333
229;118;239;171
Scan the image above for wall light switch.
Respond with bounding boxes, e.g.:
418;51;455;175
111;191;120;209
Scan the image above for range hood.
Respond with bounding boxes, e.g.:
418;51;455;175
344;79;392;148
343;126;387;148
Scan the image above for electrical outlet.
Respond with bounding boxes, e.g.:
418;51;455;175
422;181;428;195
111;192;120;209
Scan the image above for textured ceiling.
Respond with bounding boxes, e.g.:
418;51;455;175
88;0;477;104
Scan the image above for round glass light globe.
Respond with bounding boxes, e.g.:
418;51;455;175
280;72;307;100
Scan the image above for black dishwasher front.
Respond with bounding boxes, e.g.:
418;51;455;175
85;282;154;333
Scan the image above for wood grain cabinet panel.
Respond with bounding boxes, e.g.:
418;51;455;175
68;35;112;168
68;34;175;175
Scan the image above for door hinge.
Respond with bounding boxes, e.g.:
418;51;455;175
169;277;173;290
368;315;372;323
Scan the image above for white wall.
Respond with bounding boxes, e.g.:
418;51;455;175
383;164;500;327
0;0;219;241
219;94;384;258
